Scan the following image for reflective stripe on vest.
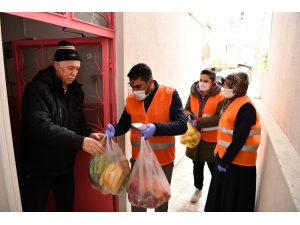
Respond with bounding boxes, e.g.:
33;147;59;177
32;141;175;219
219;125;261;136
217;140;259;151
215;95;261;166
126;85;175;165
189;92;224;142
131;140;175;150
201;114;219;131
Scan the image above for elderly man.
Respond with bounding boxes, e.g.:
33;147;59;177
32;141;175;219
19;40;104;212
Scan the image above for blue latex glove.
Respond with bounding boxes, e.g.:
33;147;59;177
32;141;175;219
218;164;227;172
104;124;115;139
187;115;197;127
138;124;156;140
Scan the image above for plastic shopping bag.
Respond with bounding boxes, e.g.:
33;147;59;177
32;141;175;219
88;135;130;195
180;122;201;148
126;137;171;208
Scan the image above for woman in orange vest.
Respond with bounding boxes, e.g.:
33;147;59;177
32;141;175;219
184;69;225;203
204;72;261;212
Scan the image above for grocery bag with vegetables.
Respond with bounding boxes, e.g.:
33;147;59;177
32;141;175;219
180;122;201;148
126;137;171;209
88;135;131;195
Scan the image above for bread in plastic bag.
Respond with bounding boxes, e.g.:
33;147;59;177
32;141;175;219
126;137;171;208
180;122;201;148
88;135;130;195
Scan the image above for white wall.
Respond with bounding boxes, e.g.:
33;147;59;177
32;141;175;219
261;13;300;153
0;146;9;211
254;99;299;211
255;12;300;211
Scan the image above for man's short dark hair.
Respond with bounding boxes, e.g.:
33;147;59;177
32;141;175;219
127;63;152;83
201;69;216;82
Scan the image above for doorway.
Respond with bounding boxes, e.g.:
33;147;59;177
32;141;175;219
1;13;117;212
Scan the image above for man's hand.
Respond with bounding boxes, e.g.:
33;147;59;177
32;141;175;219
139;124;156;140
90;133;105;141
104;124;115;139
82;137;104;155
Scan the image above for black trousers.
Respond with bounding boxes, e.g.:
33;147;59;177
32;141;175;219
129;158;174;212
193;161;214;190
20;170;75;212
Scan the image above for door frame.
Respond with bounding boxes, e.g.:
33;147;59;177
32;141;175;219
0;12;118;212
5;12;115;39
0;17;23;212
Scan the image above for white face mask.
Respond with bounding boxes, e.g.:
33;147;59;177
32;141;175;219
133;82;149;101
199;82;210;92
223;88;236;98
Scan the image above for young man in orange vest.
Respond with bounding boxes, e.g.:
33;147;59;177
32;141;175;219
104;63;187;212
204;72;261;212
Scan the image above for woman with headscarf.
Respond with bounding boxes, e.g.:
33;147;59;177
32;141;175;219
204;72;261;212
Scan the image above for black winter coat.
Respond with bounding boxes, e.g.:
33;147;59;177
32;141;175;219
20;66;93;176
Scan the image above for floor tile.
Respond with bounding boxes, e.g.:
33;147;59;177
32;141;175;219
168;157;212;212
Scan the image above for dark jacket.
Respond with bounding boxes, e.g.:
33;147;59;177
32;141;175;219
113;80;187;139
184;81;225;162
20;66;93;176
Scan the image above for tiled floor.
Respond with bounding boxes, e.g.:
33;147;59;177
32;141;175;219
168;156;212;212
148;156;212;212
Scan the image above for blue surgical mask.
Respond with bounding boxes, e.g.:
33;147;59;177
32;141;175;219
133;82;149;100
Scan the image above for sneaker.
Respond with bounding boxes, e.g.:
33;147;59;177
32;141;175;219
190;188;202;203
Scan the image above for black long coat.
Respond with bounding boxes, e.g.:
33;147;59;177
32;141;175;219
20;66;93;176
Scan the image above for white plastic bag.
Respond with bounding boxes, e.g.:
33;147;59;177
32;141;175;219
88;136;130;195
126;137;171;208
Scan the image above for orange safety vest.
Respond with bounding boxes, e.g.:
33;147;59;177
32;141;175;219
214;95;261;166
190;92;224;142
126;85;175;165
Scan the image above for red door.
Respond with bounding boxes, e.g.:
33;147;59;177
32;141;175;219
12;37;118;211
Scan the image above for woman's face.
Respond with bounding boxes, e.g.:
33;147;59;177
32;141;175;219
199;74;214;93
199;74;213;86
222;81;236;98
